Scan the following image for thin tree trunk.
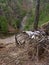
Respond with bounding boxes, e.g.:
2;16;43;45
34;0;40;30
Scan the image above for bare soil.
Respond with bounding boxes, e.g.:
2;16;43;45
0;35;49;65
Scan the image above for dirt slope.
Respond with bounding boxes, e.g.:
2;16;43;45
0;36;49;65
0;35;15;44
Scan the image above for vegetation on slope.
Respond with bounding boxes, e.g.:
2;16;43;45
0;0;49;32
24;0;49;30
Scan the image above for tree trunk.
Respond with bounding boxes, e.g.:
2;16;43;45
34;0;40;30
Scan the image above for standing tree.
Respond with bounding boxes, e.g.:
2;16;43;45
34;0;40;30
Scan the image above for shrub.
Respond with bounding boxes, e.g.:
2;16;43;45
0;16;8;33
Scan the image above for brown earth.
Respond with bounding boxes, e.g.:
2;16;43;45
0;35;49;65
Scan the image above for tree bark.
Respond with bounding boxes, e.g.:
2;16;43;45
34;0;40;30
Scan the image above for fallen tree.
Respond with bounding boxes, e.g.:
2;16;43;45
15;30;49;60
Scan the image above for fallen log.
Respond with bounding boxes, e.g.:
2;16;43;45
15;31;49;60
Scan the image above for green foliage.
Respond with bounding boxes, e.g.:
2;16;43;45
0;0;49;32
0;16;8;33
39;4;49;26
0;0;26;33
0;0;6;3
12;19;20;28
24;11;34;30
18;0;23;4
24;1;49;30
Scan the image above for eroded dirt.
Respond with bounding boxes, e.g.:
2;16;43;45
0;35;15;44
0;35;49;65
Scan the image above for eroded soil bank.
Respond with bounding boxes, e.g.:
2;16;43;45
0;41;49;65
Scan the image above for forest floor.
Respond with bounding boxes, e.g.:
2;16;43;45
0;35;49;65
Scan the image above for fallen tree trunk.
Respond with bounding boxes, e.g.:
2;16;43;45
15;31;49;60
